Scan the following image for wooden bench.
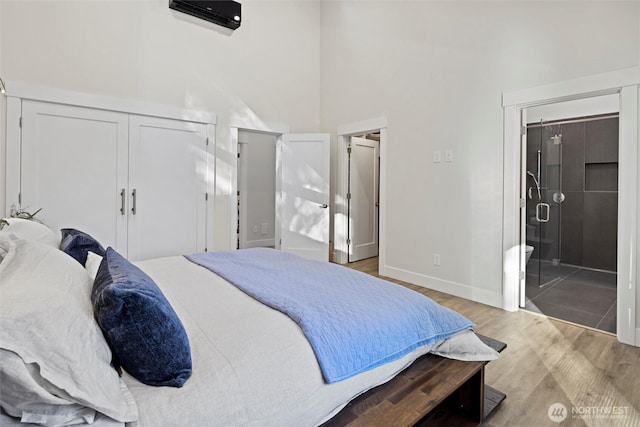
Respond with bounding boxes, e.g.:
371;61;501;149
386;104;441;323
322;335;506;426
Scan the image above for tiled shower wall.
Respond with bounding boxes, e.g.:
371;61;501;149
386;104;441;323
527;116;619;272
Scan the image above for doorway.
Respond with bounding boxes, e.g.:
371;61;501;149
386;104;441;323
230;126;331;261
522;98;619;334
347;134;380;263
236;130;277;250
333;117;388;273
502;67;638;346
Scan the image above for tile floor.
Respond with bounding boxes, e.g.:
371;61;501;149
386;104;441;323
524;262;617;334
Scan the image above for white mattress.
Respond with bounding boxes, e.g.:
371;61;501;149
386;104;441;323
124;256;437;427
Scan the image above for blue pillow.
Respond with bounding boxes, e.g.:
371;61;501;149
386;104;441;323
91;247;192;387
60;228;105;265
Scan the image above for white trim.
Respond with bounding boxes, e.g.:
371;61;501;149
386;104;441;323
5;97;21;214
229;118;289;135
334;134;350;264
502;67;639;107
337;117;387;137
378;128;388;277
617;85;638;346
5;81;216;124
502;68;639;347
334;118;388;275
385;265;503;309
502;104;521;312
206;123;216;252
228;127;239;250
237;141;248;249
274;135;283;251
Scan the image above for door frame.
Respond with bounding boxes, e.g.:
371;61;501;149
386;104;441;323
502;67;639;347
334;117;387;271
347;136;380;263
229;121;290;252
237;138;248;249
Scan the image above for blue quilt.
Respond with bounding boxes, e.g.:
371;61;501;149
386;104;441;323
185;248;473;383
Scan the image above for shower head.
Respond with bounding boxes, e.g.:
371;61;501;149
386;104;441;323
527;171;539;186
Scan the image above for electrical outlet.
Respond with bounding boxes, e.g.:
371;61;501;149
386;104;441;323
253;225;258;234
261;222;268;235
445;150;453;162
433;253;441;266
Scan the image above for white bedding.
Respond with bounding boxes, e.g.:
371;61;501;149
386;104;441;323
124;256;440;426
0;238;497;427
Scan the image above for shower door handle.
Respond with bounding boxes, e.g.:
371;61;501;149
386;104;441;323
536;202;550;223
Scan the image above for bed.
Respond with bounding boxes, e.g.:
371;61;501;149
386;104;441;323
0;219;502;427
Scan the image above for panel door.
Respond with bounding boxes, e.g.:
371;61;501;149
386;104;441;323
20;100;128;253
278;133;330;262
349;136;379;262
127;115;208;261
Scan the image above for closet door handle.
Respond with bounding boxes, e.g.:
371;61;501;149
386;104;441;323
131;189;137;215
120;189;126;215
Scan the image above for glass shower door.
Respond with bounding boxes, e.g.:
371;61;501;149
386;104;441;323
526;123;563;288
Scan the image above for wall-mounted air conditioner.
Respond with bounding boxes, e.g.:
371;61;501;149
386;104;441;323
169;0;241;30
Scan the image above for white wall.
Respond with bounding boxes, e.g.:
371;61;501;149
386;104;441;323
0;0;321;250
0;1;5;215
320;1;640;307
2;0;640;326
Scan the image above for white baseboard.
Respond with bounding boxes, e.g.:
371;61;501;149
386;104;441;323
383;265;503;309
244;238;275;248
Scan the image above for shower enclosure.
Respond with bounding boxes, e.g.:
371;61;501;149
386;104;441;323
523;114;619;334
525;123;564;287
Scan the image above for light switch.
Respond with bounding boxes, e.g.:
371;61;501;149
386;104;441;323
433;151;441;163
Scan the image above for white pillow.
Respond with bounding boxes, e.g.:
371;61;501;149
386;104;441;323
0;349;97;426
85;251;104;280
430;330;500;361
0;235;138;425
0;218;60;248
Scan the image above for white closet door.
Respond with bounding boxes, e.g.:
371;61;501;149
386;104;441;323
127;115;207;261
20;100;128;252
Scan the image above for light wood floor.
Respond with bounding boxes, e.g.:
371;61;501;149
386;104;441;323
346;257;640;427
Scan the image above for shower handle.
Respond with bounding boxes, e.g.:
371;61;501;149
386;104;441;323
536;202;550;223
